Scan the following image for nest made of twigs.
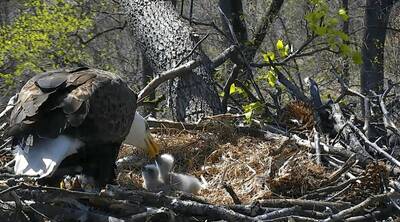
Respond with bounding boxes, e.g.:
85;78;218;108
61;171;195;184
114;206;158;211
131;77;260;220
117;126;333;204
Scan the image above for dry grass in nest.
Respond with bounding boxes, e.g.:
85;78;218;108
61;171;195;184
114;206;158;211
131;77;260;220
116;127;334;205
344;161;389;203
268;152;327;197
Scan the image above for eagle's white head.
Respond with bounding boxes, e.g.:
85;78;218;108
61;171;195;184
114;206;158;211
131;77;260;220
124;112;160;158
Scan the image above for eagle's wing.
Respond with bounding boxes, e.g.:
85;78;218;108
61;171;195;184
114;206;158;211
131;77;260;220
7;67;137;144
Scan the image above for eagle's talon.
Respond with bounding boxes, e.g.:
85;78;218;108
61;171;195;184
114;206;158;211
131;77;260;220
60;174;98;193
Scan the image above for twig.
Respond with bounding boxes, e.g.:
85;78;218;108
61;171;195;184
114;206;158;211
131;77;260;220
218;6;265;103
259;198;351;212
0;123;7;131
313;128;321;165
249;0;285;60
103;185;258;221
218;6;240;45
221;64;241;112
137;45;237;103
326;154;357;184
330;103;372;164
222;182;242;204
255;206;300;220
347;122;400;167
250;37;319;69
76;22;127;45
228;202;270;217
0;139;11;151
344;207;394;222
0;94;18;119
175;33;210;67
23;200;50;220
290;134;357;163
274;68;310;103
189;0;194;25
268;215;319;222
330;69;371;135
323;191;398;222
0;184;22;196
326;158;357;179
325;183;352;201
301;177;360;200
377;80;400;135
180;16;228;40
127;208;174;222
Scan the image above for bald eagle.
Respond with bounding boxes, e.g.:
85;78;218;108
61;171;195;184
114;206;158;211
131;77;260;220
6;67;160;188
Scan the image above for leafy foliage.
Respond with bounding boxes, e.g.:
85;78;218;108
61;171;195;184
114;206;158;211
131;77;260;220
229;83;244;95
305;0;362;64
259;39;290;88
0;0;93;84
243;101;263;123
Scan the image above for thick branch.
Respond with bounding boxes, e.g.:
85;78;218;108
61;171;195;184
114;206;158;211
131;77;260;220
323;191;398;222
137;45;237;103
249;0;285;59
347;122;400;167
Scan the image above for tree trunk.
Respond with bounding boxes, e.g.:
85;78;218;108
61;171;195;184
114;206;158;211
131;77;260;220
360;0;395;96
218;0;248;45
120;0;223;121
218;0;284;112
141;54;156;117
341;0;350;84
360;0;398;138
219;0;284;62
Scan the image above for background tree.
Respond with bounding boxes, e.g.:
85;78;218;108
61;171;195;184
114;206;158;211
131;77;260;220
120;0;223;121
1;0;400;128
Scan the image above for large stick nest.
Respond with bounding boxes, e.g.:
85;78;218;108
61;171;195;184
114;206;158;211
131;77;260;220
0;119;398;221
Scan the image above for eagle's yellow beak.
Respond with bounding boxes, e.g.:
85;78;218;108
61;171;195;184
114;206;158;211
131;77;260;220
144;133;160;159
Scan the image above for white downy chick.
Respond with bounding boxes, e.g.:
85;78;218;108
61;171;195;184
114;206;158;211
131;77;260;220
141;164;165;192
155;153;174;183
156;154;203;194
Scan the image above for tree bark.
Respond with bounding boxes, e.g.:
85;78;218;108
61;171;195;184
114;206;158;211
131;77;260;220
219;0;284;62
120;0;223;121
360;0;398;138
341;0;350;84
248;0;284;61
141;53;156;117
360;0;396;96
218;0;248;45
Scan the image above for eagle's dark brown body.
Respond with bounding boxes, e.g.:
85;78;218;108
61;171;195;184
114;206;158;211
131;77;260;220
8;67;137;144
7;67;138;187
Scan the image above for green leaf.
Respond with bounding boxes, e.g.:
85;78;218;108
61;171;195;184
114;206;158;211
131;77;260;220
243;101;263;123
339;44;351;57
351;51;363;65
276;40;284;50
229;83;245;95
338;8;349;21
267;70;277;87
335;30;350;41
262;51;275;61
285;44;290;54
314;26;327;35
243;102;263;113
0;0;93;82
244;110;252;122
229;83;236;95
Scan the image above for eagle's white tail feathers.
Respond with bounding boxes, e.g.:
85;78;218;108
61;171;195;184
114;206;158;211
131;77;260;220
13;135;83;178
